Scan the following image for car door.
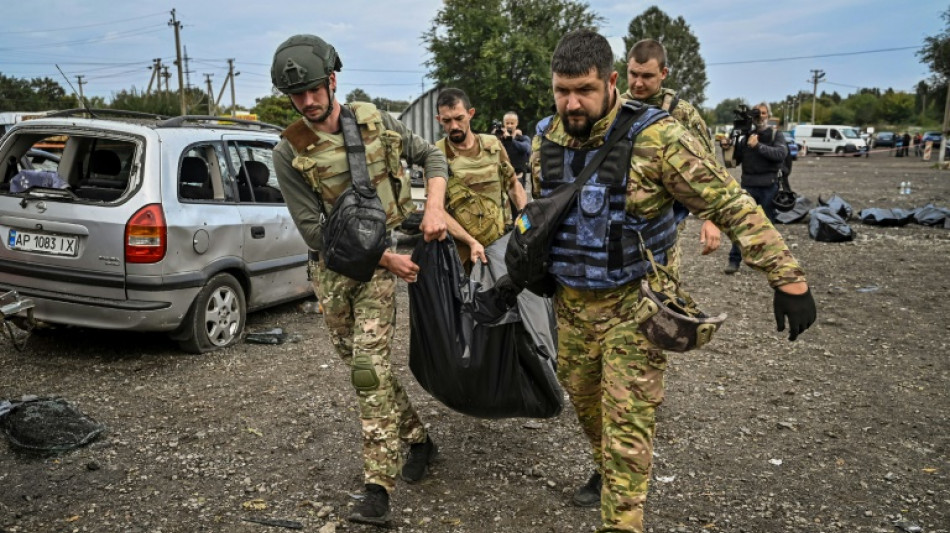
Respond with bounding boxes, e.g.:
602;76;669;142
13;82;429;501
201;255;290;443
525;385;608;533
223;137;309;309
810;127;829;152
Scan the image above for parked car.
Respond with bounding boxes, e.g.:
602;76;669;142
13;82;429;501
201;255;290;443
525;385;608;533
400;166;426;234
873;131;896;148
922;131;942;146
794;124;868;155
0;109;312;353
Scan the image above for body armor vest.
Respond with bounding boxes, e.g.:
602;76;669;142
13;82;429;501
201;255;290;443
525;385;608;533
537;114;677;290
437;134;510;245
283;102;412;230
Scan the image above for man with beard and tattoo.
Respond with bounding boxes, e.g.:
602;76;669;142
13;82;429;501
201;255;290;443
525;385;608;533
435;88;527;269
527;29;816;532
270;34;447;527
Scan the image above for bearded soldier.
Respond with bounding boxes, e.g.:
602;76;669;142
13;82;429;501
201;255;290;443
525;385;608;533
435;88;527;268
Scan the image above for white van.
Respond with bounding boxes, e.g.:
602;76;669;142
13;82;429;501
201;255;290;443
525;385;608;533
794;124;867;155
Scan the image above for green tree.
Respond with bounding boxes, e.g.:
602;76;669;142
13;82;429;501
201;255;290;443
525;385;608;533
108;87;209;117
918;7;950;80
250;92;297;127
372;97;409;113
346;88;371;103
423;0;601;132
0;73;76;111
875;90;915;124
616;6;708;107
710;97;747;126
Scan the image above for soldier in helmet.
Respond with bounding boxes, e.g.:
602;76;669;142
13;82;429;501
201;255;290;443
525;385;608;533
620;38;721;282
270;34;448;527
435;88;527;269
524;30;816;533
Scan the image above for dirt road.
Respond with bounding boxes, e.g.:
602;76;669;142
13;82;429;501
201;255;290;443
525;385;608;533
1;153;948;533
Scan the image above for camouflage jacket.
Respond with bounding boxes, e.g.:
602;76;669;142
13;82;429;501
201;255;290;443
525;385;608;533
531;91;806;288
437;133;516;245
273;102;447;252
622;87;716;157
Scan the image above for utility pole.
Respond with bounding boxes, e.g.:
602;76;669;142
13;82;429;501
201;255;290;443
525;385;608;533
146;58;162;95
75;75;86;107
169;9;186;115
797;92;803;124
162;66;171;92
228;59;238;117
939;79;950;167
183;46;194;90
204;74;215;115
809;69;825;124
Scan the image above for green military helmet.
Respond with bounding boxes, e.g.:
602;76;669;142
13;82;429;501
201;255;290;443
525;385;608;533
271;34;343;94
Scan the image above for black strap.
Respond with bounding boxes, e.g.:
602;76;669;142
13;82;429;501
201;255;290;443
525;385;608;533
568;104;645;194
339;106;376;198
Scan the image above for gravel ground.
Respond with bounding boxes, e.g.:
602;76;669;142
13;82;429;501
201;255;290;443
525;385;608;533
1;152;948;533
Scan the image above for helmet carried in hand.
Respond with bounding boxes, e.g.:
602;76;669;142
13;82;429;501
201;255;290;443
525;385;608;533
772;190;797;212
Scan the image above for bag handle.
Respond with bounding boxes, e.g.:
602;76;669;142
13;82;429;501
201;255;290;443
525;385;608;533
339;105;377;198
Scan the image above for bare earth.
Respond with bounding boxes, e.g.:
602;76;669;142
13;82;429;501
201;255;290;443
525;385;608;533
1;152;948;533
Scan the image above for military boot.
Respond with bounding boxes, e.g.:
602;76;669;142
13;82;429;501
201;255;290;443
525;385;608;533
348;483;391;527
723;260;740;274
401;436;438;483
571;471;602;507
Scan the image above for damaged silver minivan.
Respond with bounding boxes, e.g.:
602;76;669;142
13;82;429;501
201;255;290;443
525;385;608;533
0;110;311;353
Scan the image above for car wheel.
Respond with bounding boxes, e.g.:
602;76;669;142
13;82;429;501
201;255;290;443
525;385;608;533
176;273;246;354
835;147;844;154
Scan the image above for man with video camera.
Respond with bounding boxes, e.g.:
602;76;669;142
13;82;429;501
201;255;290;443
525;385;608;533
494;112;531;190
721;102;788;274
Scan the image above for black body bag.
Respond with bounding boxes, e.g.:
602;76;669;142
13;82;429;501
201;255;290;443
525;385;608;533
809;206;854;242
408;234;562;419
505;103;650;296
321;106;389;282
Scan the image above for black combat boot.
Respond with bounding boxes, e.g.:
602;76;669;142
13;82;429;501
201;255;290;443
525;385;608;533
348;483;391;526
400;436;438;483
723;260;740;274
571;471;602;507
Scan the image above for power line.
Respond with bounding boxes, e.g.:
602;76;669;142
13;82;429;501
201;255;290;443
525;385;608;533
0;25;166;52
0;11;168;34
708;45;921;66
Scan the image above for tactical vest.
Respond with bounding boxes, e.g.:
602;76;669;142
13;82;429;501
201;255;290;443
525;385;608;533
282;102;412;230
537;112;677;290
437;134;509;246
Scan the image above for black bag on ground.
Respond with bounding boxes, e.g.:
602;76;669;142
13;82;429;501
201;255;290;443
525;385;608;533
818;193;854;220
911;203;950;227
857;207;915;227
320;106;389;282
775;195;814;224
408;234;562;419
809;206;854;242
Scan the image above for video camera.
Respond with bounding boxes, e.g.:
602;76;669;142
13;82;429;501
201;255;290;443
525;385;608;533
491;119;508;139
722;104;763;168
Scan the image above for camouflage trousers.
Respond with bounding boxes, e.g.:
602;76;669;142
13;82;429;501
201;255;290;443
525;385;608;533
312;262;428;492
555;283;668;533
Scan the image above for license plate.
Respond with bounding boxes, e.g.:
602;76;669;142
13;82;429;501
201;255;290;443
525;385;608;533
7;229;78;257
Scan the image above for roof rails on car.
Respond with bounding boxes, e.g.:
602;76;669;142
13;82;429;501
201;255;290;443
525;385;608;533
46;108;170;120
157;115;284;133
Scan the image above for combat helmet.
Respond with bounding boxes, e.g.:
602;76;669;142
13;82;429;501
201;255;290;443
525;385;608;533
634;243;727;352
772;190;797;212
271;34;342;94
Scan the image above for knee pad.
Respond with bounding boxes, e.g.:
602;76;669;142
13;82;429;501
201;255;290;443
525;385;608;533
351;353;380;391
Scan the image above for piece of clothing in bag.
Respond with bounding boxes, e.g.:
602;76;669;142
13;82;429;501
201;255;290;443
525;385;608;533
408;233;562;419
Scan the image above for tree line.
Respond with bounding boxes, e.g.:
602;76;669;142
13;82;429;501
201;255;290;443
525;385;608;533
2;3;948;133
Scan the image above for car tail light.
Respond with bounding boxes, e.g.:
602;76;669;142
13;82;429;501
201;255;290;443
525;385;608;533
125;204;167;263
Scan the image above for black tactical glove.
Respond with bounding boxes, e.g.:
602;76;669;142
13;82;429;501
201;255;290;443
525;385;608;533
494;274;522;307
773;288;817;341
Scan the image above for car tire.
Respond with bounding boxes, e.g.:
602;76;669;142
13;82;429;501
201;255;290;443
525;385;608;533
835;147;844;154
176;273;246;354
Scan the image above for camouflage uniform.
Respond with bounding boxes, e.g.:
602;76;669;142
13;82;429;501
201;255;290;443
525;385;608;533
531;92;805;533
621;87;716;280
273;102;448;492
436;133;517;264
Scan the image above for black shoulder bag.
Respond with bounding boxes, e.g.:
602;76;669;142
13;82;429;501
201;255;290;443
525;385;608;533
505;103;649;296
321;106;389;283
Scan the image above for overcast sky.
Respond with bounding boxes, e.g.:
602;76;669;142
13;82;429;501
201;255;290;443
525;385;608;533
0;0;943;115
